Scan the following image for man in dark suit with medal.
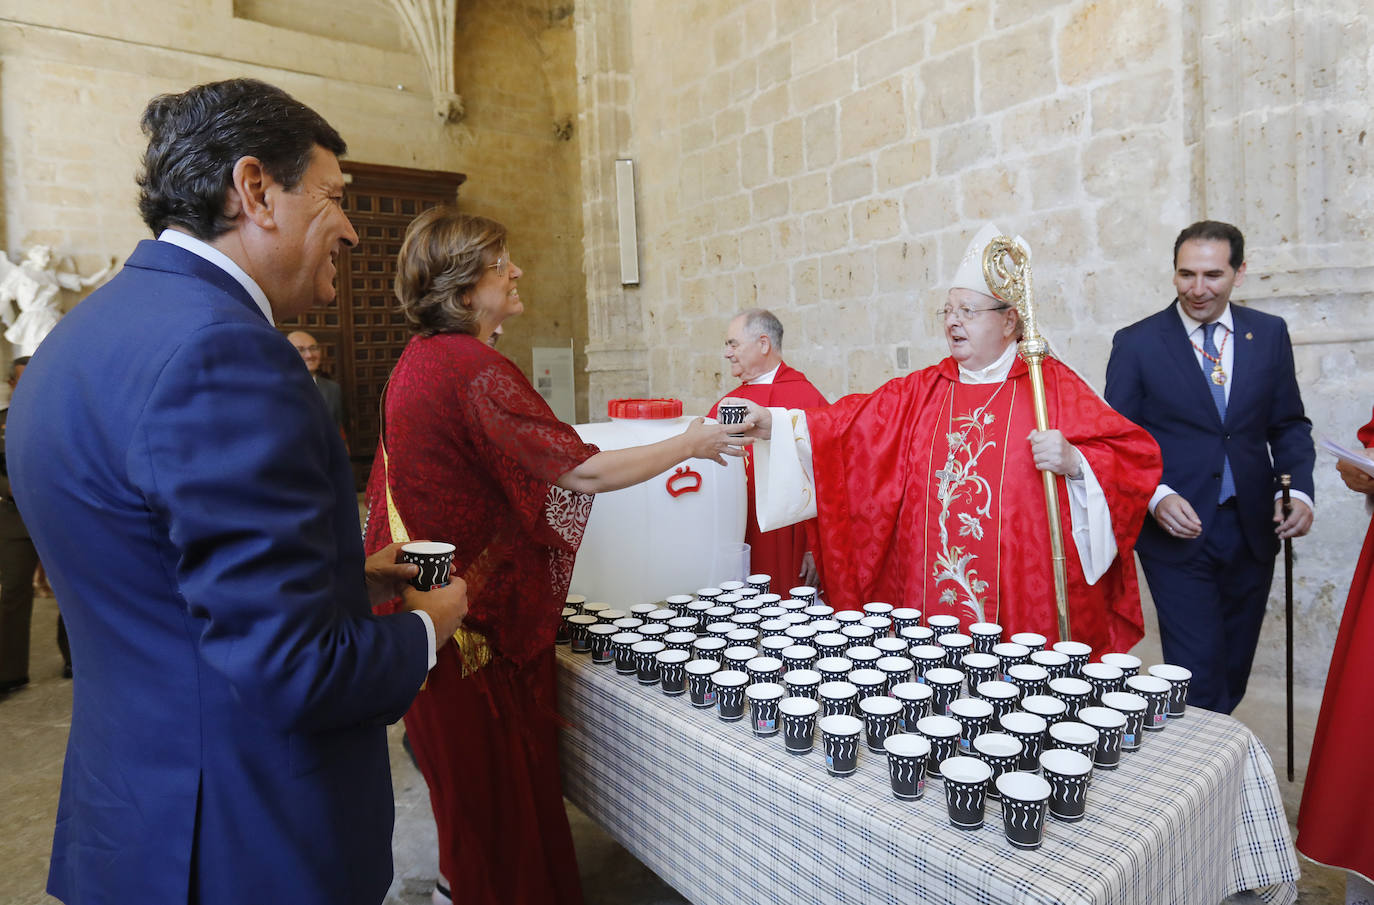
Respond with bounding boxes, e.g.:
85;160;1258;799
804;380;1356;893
1106;220;1315;714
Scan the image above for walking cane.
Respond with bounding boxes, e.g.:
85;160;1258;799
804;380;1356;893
1281;474;1294;782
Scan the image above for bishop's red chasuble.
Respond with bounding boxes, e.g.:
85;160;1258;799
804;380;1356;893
711;361;828;589
807;355;1160;655
1297;409;1374;881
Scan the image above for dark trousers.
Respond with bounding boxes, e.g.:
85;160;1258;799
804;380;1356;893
1138;506;1275;715
0;534;38;683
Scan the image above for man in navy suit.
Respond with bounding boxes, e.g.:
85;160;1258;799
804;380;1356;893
7;79;468;905
1106;220;1314;714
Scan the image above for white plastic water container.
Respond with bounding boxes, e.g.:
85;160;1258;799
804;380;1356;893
569;398;746;608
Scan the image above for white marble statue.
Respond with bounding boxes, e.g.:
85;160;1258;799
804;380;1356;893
0;245;116;355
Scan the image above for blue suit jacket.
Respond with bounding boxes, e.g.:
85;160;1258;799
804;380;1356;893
8;240;429;905
1104;301;1314;564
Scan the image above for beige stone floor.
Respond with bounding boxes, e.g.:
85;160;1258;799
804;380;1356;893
0;591;1350;905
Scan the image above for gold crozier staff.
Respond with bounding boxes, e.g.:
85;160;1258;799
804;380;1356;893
983;237;1071;642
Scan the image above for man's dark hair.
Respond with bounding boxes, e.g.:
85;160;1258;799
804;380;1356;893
8;356;29;382
1173;220;1245;270
137;79;347;239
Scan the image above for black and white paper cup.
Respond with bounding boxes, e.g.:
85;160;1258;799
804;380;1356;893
1009;631;1047;654
1078;706;1126;770
1100;651;1142;679
567;614;598;653
587;623;618;664
782;644;818;673
815;656;854;684
1048;676;1093;721
1030;649;1072;681
1040;748;1092;822
657;649;690;695
892;681;933;730
712;669;750;721
783;668;822;700
971;731;1022;799
611;632;644;673
926;614;961;635
717;402;748;425
915;714;962;779
960;652;1001;690
401;541;454;590
1007;663;1051;699
891;607;923;634
998;710;1048;772
780;696;820;754
818;680;859;718
1052;640;1093;677
858;695;902;752
884;733;931;801
992;642;1031;679
847;667;887;701
1020;693;1068;726
940;756;992;830
997;772;1052;850
691;635;726;663
1080;662;1124;705
819;714;863;776
1148;664;1193;718
911;645;948;680
631;639;666;685
1100;691;1148;751
746;682;785;736
968;622;1003;654
685;659;720;708
974;680;1021;721
1124;675;1171;731
949;696;995;751
925;667;966;716
1047;720;1100;763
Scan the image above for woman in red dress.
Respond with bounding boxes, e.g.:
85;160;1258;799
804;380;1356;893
364;207;743;905
1296;410;1374;899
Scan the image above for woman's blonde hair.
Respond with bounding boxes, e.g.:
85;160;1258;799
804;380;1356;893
394;206;507;336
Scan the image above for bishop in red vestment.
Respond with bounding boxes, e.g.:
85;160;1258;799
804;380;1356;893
736;224;1161;655
1296;409;1374;887
708;309;828;591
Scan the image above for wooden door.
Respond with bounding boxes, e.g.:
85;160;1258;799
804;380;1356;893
279;161;466;489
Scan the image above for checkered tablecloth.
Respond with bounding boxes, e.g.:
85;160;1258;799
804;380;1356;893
556;647;1298;905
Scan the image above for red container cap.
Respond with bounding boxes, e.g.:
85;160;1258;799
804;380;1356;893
607;398;683;419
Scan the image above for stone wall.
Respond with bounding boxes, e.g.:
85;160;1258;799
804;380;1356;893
0;0;589;417
575;0;1373;688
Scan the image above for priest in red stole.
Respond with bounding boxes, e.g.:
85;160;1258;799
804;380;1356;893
732;224;1161;655
1296;410;1374;893
708;309;828;590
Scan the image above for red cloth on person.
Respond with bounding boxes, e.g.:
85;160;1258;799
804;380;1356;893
806;355;1160;655
1295;410;1374;882
364;332;597;905
710;362;828;591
